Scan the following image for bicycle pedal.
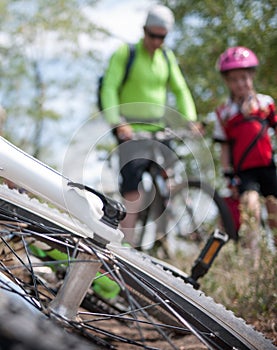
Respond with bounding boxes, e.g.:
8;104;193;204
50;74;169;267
189;229;228;284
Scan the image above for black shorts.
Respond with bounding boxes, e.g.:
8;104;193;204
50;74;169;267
119;158;152;195
237;165;277;197
117;139;176;196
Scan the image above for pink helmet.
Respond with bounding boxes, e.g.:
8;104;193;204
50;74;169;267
218;46;259;72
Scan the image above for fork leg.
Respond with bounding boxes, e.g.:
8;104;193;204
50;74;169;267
49;252;101;320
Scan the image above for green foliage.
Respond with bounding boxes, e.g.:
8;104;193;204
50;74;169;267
0;0;104;157
162;0;277;120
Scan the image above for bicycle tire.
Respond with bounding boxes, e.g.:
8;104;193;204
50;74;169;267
136;178;237;262
0;185;275;350
110;245;276;350
176;180;237;237
153;179;235;264
0;288;98;350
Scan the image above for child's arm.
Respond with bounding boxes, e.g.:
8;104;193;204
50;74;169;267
220;142;233;173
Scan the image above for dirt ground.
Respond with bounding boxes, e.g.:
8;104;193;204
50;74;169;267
109;322;276;350
96;322;207;349
91;316;276;349
252;316;277;347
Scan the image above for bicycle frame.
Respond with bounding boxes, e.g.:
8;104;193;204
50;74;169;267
0;137;124;244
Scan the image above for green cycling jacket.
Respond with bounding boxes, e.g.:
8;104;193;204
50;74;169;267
101;39;197;126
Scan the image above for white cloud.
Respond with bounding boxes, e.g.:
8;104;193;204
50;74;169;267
82;0;156;57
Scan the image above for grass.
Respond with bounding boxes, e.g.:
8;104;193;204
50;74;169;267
170;224;277;343
187;233;277;344
200;239;276;319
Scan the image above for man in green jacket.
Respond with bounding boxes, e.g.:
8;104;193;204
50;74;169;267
100;5;197;245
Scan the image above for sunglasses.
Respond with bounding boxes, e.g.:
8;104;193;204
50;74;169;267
145;28;167;40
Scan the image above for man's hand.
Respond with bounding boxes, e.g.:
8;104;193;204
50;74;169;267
115;124;133;141
187;121;205;136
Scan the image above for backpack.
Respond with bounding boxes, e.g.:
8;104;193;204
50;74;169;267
97;43;170;111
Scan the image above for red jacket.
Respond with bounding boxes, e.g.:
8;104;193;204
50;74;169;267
214;94;277;172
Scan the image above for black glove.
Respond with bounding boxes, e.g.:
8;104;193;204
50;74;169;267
223;170;235;179
223;170;240;187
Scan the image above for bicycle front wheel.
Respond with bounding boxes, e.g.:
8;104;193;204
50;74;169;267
0;185;274;350
166;179;237;266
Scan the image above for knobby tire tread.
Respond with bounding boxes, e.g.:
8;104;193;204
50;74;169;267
0;289;101;350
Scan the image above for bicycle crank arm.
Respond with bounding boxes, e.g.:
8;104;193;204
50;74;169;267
0;137;124;243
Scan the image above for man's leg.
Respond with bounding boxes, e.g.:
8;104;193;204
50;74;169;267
120;190;143;246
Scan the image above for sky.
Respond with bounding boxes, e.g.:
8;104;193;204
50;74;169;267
81;0;157;60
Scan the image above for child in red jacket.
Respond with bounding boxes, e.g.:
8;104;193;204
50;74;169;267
213;46;277;265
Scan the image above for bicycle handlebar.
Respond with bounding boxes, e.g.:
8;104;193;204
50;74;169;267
129;126;201;142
